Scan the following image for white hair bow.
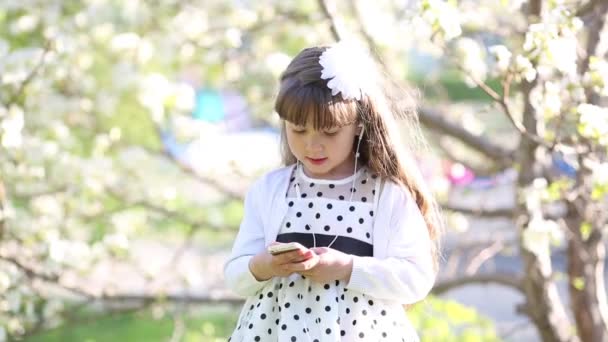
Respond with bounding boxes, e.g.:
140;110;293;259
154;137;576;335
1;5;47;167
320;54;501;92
319;40;378;101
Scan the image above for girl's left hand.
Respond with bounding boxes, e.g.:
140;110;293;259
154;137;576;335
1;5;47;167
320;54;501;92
293;247;353;283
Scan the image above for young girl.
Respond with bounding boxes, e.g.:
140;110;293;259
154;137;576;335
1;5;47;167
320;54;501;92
224;40;441;342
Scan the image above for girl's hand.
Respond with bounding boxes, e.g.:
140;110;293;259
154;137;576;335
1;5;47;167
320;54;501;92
249;242;319;281
293;247;353;283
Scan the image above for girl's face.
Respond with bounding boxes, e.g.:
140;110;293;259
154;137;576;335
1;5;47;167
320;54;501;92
285;120;359;179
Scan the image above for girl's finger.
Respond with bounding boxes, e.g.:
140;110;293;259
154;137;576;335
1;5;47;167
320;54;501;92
287;255;319;272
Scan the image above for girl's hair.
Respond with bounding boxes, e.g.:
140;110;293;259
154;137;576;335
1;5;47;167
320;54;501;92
274;46;443;272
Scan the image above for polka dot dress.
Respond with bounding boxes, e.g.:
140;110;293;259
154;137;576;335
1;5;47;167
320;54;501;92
228;166;419;342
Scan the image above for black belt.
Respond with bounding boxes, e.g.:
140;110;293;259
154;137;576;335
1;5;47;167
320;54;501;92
276;232;373;256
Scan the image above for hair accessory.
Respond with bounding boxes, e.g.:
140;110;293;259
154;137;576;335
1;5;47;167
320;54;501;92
319;40;377;101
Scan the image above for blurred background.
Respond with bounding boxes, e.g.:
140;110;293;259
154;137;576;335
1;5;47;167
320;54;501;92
1;0;607;341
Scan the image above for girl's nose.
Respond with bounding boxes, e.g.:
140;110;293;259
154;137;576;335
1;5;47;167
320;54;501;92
305;137;323;153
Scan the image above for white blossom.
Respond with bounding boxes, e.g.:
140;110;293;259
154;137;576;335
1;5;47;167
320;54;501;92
489;45;512;74
1;106;24;148
578;104;608;145
454;37;487;86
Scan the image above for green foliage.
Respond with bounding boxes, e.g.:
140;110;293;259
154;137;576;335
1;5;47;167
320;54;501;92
411;297;501;342
24;306;240;342
26;298;499;342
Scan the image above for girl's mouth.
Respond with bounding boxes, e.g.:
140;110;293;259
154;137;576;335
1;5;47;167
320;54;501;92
306;157;327;165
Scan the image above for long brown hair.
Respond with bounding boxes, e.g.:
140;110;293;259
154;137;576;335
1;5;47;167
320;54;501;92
274;46;443;272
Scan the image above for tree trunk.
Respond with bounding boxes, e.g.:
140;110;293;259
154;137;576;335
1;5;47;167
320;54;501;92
517;78;578;342
567;218;608;342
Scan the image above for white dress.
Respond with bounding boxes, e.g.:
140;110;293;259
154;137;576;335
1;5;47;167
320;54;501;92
228;166;418;342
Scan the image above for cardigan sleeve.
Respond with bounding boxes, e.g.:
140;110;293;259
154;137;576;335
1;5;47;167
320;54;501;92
346;182;436;304
223;177;271;297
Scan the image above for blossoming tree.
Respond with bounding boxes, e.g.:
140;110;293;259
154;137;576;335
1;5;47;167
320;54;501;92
0;0;607;341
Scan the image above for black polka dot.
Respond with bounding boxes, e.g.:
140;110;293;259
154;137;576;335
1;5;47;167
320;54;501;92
259;294;263;300
339;195;345;200
372;189;376;195
289;281;294;287
285;302;291;308
350;187;356;193
294;314;299;320
261;313;266;319
291;337;297;342
324;284;330;290
327;203;333;209
353;296;359;303
282;324;287;330
359;332;365;338
359;218;364;224
349;206;355;212
324;225;330;231
315;213;321;219
382;332;387;337
335;280;340;286
268;328;272;334
286;222;291;228
366;232;371;238
310;183;315;187
329;184;335;188
267;292;273;298
301;193;307;198
326;328;332;334
317;192;323;197
381;310;387;316
341;330;346;336
255;336;260;341
362;197;367;202
305;224;311;230
337;215;343;221
347;227;353;233
362;179;367;184
249;323;253;329
325;306;331;311
346;308;350;314
308;202;314;208
353;320;357;325
362;309;367;315
296;212;302;217
306;307;312;314
369;211;374;216
288;201;294;207
316;295;320;301
290;177;295;182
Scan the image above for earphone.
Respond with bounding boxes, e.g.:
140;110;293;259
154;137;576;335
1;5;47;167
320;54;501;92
355;124;364;158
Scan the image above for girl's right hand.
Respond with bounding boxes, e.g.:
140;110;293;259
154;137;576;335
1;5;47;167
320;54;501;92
249;242;318;281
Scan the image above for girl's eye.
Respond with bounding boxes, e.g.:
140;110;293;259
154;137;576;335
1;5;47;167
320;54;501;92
323;130;339;136
292;129;306;134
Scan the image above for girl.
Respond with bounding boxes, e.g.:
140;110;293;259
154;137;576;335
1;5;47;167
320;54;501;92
224;40;442;342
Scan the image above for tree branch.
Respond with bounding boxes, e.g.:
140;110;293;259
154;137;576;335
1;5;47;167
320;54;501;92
432;273;524;295
442;203;514;218
318;0;343;40
6;41;53;106
418;107;515;165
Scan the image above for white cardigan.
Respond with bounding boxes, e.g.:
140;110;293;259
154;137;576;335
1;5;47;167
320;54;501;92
223;164;435;304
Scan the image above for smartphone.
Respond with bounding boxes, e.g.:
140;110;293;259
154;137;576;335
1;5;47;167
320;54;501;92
267;242;304;255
